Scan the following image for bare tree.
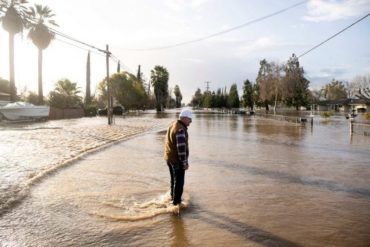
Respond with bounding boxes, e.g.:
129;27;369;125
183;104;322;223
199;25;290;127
256;59;282;112
349;74;370;100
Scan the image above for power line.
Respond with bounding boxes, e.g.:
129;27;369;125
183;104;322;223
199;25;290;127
54;37;128;72
50;27;107;54
110;53;135;73
298;12;370;58
26;12;125;66
0;6;108;54
34;24;129;68
110;54;120;63
55;37;103;57
124;0;308;51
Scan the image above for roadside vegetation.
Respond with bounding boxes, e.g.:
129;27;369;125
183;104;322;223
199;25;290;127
0;2;369;115
320;112;333;118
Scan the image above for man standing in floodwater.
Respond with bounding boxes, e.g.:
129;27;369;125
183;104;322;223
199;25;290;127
164;109;192;206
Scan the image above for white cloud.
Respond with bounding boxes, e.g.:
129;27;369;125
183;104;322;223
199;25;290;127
189;0;210;8
319;67;348;77
304;0;370;22
236;37;276;55
182;58;205;64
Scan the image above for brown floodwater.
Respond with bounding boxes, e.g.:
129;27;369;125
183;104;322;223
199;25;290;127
0;113;370;246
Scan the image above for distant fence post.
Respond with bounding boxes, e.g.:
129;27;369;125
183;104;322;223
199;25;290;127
350;119;354;134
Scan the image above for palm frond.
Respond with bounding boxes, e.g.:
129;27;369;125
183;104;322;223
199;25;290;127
27;6;35;17
48;19;58;27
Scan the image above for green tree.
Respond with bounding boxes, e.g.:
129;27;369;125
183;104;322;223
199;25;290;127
190;88;202;107
150;65;169;112
1;0;28;101
214;89;223;108
220;87;228;108
242;79;254;109
110;72;146;110
49;79;82;108
136;64;144;85
85;51;91;104
27;4;58;105
0;77;10;93
173;85;182;108
202;91;213;108
227;84;240;108
253;83;262;108
283;54;310;110
97;72;147;110
323;79;347;101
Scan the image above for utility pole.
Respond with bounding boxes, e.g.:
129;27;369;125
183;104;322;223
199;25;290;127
106;44;113;125
205;81;211;92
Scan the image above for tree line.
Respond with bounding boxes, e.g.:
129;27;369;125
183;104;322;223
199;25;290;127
0;63;183;113
190;54;370;111
2;1;369;113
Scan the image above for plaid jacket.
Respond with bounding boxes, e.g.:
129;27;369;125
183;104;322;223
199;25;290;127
164;120;189;164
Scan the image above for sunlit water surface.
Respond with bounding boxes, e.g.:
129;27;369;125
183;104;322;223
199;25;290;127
1;113;370;247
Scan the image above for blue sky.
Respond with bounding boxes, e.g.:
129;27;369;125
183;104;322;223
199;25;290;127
1;0;370;103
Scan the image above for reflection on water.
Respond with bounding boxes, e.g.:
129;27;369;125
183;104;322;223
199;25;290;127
1;113;370;246
170;216;189;247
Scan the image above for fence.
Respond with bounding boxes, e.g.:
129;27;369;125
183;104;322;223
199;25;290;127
255;113;307;125
49;107;85;120
351;122;370;136
256;112;370;136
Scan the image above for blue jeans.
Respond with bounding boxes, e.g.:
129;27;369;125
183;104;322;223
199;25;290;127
167;161;185;205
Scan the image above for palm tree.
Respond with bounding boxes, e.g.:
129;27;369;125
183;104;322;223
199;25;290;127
49;79;82;108
27;4;57;104
0;0;28;102
150;65;169;112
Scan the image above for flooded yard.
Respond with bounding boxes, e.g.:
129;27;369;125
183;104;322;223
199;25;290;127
0;112;369;246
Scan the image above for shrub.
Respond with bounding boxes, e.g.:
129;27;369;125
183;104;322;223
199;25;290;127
320;112;333;118
20;91;40;105
84;103;98;117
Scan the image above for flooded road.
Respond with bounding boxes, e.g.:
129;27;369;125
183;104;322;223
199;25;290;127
1;113;370;246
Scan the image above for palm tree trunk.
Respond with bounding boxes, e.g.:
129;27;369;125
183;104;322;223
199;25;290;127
38;48;43;105
9;33;16;102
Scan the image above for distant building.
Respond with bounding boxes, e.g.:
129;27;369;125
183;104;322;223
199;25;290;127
316;98;369;112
